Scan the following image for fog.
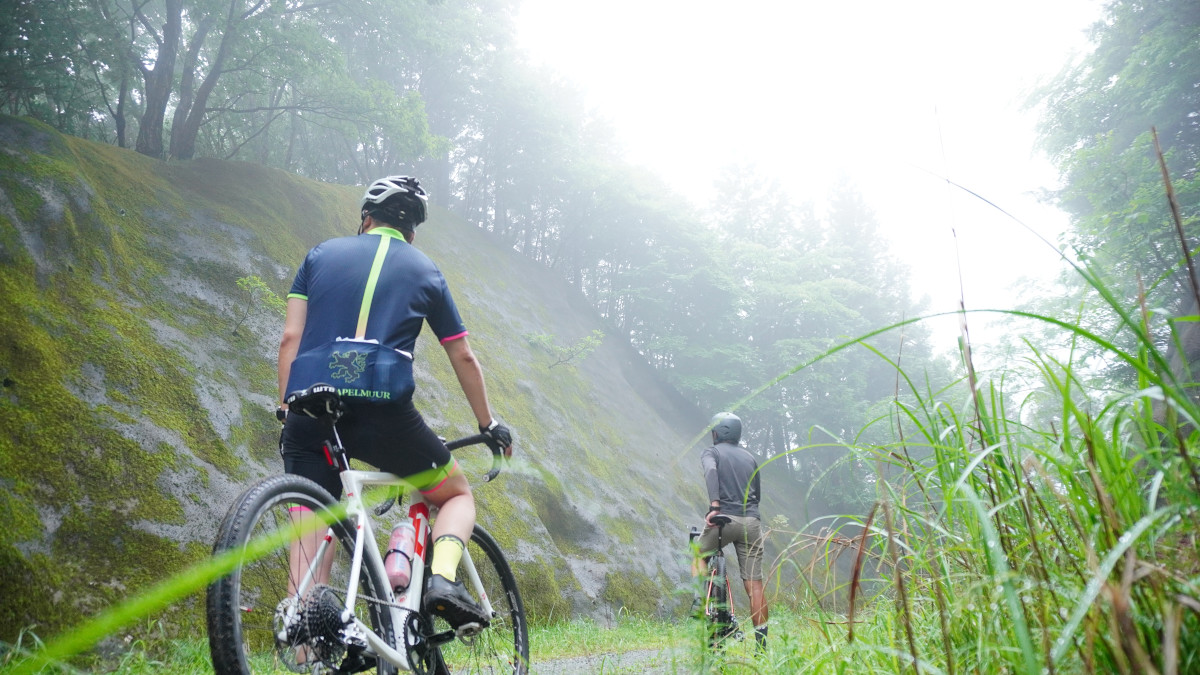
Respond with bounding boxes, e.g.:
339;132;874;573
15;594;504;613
516;0;1101;347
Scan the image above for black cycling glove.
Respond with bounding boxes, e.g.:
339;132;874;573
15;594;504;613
479;419;513;456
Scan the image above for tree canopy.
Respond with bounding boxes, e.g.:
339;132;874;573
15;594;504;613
1029;0;1199;383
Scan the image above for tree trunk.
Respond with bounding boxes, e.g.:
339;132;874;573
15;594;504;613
171;0;243;160
134;0;182;158
493;178;507;235
168;17;213;159
113;75;128;148
284;110;298;170
417;150;452;209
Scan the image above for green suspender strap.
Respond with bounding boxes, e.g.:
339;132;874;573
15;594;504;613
287;231;416;402
355;233;392;339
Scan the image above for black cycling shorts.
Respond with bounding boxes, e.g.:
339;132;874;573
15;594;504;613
280;398;452;500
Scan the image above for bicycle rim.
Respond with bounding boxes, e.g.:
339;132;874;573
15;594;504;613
206;474;398;675
431;525;529;674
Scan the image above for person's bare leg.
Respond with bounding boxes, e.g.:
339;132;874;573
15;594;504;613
288;507;336;593
744;579;768;625
420;468;476;582
420;468;491;626
422;470;475;544
745;578;768;649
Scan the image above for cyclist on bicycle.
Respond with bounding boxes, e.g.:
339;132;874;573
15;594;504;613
696;411;769;650
277;174;512;628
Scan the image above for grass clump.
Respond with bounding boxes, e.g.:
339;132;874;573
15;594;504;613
752;299;1200;671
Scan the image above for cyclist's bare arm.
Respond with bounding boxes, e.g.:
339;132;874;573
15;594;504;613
278;297;308;405
443;336;497;430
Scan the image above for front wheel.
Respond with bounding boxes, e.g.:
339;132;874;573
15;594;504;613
430;525;529;674
206;473;398;674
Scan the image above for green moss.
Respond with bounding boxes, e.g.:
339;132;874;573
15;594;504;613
0;122;385;639
233;396;282;465
599;514;636;545
0;119;240;640
600;569;661;617
510;559;573;625
528;481;593;557
0;487;42;547
161;158;355;266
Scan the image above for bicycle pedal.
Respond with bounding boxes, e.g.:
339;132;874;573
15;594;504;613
454;621;485;638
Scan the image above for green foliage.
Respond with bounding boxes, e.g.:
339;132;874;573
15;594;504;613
0;1;130;144
523;330;604;368
231;275;286;336
0;0;444;173
1029;0;1200;387
1033;0;1200;175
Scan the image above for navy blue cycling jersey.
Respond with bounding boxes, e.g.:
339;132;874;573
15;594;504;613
287;227;466;355
281;226;465;493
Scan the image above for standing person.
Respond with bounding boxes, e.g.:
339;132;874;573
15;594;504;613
277;174;512;628
696;411;769;650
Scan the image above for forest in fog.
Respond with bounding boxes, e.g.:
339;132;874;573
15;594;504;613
4;0;1200;672
2;0;1197;517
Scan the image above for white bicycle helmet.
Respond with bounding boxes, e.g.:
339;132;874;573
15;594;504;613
361;175;428;227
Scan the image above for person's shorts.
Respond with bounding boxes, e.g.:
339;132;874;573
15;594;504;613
696;514;765;581
280;398;454;500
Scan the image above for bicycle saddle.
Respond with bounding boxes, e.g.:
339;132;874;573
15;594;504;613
284;383;344;420
710;514;732;527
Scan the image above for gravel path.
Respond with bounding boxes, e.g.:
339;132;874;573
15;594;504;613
530;647;692;674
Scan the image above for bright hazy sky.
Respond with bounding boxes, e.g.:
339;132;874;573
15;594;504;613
515;0;1102;346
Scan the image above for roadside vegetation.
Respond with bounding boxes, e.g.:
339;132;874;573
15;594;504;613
1;2;1197;674
5;269;1198;673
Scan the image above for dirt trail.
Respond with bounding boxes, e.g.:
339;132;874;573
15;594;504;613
531;647;689;674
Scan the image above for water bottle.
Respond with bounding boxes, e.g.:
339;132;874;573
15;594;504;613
384;519;416;591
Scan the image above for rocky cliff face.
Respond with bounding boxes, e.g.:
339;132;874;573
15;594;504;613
0;116;708;640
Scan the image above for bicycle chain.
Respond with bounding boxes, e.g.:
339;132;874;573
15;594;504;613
358;592;403;609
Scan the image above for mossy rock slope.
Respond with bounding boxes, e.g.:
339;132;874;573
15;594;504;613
0;116;709;643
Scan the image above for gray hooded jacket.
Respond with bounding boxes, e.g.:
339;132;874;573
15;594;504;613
701;441;761;519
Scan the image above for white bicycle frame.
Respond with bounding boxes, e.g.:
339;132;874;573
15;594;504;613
288;468;495;671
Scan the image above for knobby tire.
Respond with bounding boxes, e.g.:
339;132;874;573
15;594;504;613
206;473;398;674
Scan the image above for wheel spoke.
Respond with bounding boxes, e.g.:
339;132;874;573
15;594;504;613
430;526;528;674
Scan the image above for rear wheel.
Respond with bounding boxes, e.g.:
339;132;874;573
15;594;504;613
706;556;734;648
206;474;398;674
430;525;529;674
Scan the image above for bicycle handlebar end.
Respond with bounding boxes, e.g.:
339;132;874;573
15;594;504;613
483;454;504;482
444;433;506;482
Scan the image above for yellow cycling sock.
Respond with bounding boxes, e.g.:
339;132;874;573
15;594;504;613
429;535;465;582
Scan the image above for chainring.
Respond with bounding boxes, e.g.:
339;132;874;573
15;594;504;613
403;610;440;675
